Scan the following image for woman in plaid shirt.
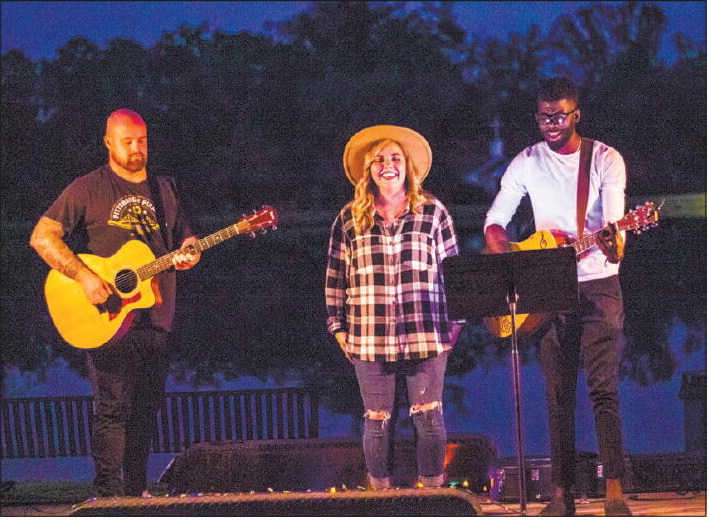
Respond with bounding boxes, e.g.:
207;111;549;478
325;125;463;489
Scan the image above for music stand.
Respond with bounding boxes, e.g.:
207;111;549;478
443;248;578;516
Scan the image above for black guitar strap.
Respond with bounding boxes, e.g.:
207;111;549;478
576;138;594;240
147;174;173;252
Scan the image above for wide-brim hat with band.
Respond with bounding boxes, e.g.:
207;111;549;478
342;125;432;185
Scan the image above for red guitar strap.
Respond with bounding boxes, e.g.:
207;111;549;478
576;138;594;239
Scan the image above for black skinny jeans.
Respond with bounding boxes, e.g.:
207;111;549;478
539;275;625;488
87;328;170;497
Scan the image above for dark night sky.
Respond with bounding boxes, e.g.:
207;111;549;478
2;1;706;63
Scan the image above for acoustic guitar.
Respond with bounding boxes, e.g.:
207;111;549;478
44;206;279;350
484;201;660;338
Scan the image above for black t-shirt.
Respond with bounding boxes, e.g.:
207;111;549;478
44;165;198;331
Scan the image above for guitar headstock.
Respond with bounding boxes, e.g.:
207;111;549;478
236;205;279;235
617;201;661;234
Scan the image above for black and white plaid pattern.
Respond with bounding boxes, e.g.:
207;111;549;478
326;198;460;362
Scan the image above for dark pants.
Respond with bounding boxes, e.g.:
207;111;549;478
539;275;625;488
353;351;449;484
87;328;170;497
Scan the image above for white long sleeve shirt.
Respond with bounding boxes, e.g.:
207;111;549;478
484;140;626;282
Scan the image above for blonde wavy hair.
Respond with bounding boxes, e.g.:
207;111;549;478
351;139;430;235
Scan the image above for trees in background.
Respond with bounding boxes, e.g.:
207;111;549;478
1;2;705;408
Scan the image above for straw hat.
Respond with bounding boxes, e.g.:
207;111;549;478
342;125;432;185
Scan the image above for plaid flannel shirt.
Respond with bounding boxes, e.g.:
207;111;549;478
325;197;461;362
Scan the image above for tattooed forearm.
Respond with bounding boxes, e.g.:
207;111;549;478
29;217;88;279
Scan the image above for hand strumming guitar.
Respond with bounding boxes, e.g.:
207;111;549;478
484;224;511;254
75;267;115;305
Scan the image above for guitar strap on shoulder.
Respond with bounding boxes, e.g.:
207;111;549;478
147;174;173;252
576;137;594;240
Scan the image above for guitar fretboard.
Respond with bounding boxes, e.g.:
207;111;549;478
136;221;253;281
571;229;604;256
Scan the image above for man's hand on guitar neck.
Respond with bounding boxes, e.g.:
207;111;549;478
172;236;201;270
484;224;511;254
596;223;625;264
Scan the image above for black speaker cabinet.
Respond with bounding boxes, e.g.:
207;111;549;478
159;434;497;493
491;452;599;502
621;452;706;494
69;488;482;516
493;451;707;502
160;438;364;493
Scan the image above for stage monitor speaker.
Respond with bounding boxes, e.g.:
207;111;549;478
159;434;497;494
69;488;482;516
160;438;366;493
621;452;706;494
493;451;707;501
492;452;599;502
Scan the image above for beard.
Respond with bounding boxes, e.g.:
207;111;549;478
115;152;146;172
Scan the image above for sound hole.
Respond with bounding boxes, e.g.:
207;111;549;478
114;269;138;293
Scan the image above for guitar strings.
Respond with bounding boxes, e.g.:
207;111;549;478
110;212;273;289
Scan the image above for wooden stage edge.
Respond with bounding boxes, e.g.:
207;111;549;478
1;491;705;517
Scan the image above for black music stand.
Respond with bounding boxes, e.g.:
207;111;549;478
443;248;578;516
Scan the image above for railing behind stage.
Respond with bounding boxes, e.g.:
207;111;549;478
0;387;319;459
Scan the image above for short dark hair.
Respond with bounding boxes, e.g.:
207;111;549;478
537;77;579;105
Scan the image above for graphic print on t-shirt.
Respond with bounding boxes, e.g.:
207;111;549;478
108;195;160;239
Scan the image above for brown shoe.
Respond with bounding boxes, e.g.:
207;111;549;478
538;495;576;516
604;498;633;516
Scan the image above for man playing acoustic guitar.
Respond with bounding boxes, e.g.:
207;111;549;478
30;109;201;497
484;77;632;516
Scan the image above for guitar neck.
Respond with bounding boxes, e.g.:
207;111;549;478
571;228;605;256
137;222;245;280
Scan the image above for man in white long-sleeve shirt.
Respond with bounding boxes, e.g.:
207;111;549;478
485;77;632;517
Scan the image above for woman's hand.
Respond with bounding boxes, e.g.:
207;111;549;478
335;331;353;364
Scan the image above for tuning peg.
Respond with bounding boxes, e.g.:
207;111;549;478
249;232;256;238
272;225;278;231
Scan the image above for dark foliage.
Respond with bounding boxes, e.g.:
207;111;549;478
1;2;705;416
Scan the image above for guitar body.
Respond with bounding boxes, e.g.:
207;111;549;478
484;230;565;338
45;240;158;350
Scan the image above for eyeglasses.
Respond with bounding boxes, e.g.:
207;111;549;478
534;108;578;126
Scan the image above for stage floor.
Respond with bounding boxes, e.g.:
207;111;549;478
1;491;705;517
479;491;706;516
